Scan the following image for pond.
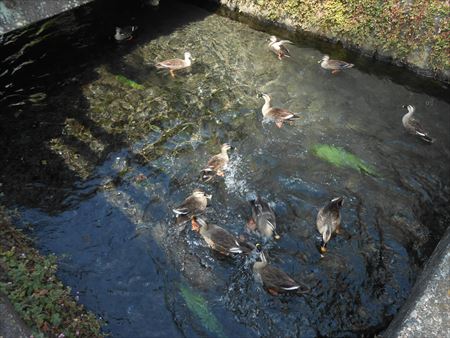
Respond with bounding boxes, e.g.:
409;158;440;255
1;0;449;337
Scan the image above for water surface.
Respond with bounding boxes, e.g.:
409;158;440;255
1;1;450;337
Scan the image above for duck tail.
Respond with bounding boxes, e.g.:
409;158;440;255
200;168;215;182
237;239;255;254
172;208;188;216
418;133;435;144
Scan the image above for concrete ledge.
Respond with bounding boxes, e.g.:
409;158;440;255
0;0;93;34
383;227;450;337
0;292;32;338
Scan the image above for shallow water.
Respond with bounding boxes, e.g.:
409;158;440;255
1;1;450;337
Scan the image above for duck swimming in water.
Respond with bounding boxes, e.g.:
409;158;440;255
172;189;211;218
248;196;280;240
316;196;344;254
191;217;253;256
114;26;138;41
155;52;192;77
253;244;305;296
319;55;354;74
268;35;293;60
402;105;434;143
201;143;231;182
258;93;300;128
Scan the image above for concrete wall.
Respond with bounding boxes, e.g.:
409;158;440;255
383;227;450;338
0;0;93;34
207;0;449;83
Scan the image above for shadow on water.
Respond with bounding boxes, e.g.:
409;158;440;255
1;0;450;337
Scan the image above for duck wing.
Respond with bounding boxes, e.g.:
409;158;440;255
328;59;354;70
206;154;226;170
261;265;300;291
155;58;185;69
408;117;427;134
279;44;291;57
267;107;298;121
207;226;244;254
173;195;201;215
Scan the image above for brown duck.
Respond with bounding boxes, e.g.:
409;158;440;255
253;244;303;296
201;143;231;182
268;35;293;60
155;52;192;77
319;55;354;74
402;105;434;143
191;217;253;256
258;93;300;128
248;196;280;240
172;189;211;218
316;196;344;253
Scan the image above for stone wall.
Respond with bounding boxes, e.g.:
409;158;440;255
209;0;449;82
0;0;93;34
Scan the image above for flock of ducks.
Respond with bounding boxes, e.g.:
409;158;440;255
116;27;435;294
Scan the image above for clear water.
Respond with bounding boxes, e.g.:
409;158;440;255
1;1;450;337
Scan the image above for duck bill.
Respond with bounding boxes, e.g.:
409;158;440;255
206;194;212;200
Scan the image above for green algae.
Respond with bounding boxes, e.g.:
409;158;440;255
312;144;378;176
115;75;145;90
178;283;227;338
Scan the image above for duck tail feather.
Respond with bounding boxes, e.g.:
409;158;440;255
229;247;243;254
172;208;188;215
419;134;435;143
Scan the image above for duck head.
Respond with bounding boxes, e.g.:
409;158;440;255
221;143;232;152
184;52;192;61
318;54;329;63
257;93;271;102
402;104;415;113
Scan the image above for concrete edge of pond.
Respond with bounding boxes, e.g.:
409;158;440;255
383;226;450;338
0;292;32;338
202;0;449;84
0;0;94;34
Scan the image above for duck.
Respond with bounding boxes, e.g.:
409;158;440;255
258;93;300;128
248;196;280;240
319;55;354;74
155;52;192;77
114;26;138;41
253;244;304;295
191;217;254;256
402;105;434;143
316;196;344;254
172;189;211;218
200;143;231;182
268;35;293;60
